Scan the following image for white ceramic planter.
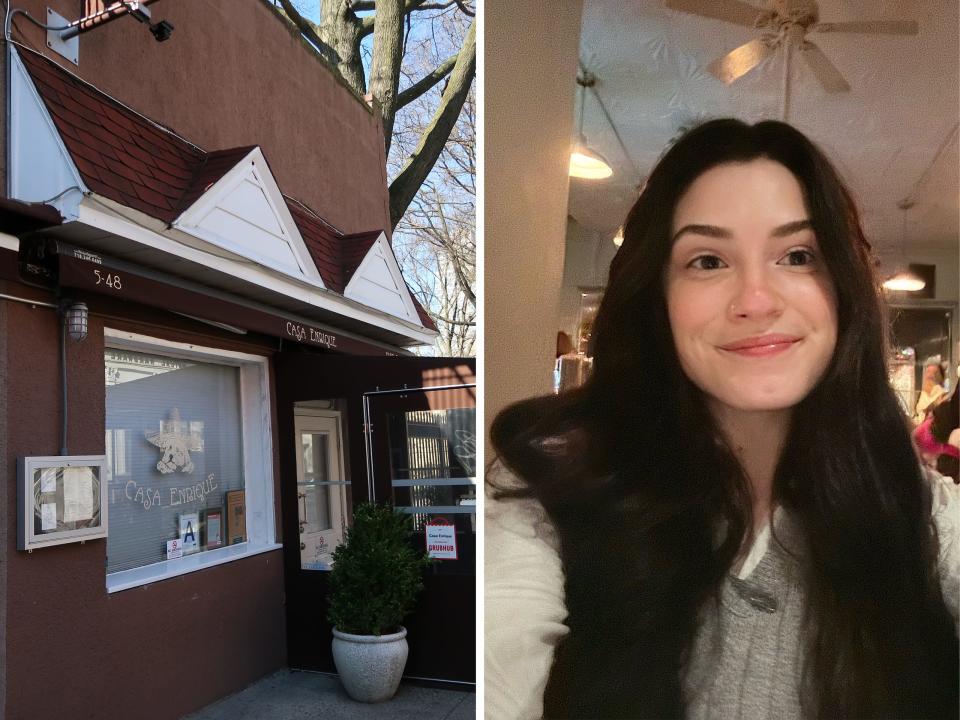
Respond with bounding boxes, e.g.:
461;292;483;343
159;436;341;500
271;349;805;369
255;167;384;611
331;626;409;703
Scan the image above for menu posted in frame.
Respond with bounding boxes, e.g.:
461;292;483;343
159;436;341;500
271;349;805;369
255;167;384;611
18;456;107;551
226;490;246;545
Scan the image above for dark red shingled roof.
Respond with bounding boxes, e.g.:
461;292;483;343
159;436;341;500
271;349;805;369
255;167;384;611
285;199;347;292
411;294;438;332
17;46;432;333
179;146;258;212
19;48;205;223
341;230;381;285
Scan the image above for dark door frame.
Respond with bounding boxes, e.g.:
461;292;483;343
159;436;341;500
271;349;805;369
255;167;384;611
274;349;476;682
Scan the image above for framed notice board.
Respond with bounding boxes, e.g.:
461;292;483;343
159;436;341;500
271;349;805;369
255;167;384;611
18;456;108;551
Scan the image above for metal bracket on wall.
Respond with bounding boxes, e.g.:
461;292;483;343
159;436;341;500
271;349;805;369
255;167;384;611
46;8;78;66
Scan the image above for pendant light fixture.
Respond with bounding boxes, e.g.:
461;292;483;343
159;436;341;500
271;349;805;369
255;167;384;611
570;71;613;179
882;200;925;292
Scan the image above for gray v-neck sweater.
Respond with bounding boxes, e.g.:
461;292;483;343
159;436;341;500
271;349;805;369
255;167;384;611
684;521;808;720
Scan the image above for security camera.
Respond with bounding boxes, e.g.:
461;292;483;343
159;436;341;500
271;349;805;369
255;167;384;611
149;20;174;42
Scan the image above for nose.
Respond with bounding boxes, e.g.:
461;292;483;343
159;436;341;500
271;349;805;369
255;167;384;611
727;265;784;321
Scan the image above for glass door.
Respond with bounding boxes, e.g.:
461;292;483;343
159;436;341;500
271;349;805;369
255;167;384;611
388;406;476;553
364;384;476;683
294;412;348;570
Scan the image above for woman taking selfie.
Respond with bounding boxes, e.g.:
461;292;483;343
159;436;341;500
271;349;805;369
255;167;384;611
486;119;959;719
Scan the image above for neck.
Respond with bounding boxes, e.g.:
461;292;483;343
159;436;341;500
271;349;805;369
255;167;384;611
710;403;791;532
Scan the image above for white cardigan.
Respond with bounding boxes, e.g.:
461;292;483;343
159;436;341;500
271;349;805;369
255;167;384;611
484;473;960;720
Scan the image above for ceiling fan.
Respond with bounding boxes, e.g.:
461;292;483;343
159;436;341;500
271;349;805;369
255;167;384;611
665;0;918;93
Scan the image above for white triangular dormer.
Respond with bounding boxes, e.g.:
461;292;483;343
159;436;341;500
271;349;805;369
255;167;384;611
173;148;325;287
8;47;86;220
344;233;422;326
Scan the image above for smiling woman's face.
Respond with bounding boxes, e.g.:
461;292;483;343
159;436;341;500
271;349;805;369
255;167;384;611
665;159;838;415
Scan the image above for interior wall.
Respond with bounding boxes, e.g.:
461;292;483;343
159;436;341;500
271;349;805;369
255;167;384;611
484;0;584;443
558;216;619;339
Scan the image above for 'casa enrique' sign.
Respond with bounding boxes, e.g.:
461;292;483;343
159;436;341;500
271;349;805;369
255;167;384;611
285;321;337;349
119;474;218;511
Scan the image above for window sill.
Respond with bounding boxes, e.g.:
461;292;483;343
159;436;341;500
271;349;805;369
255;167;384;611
106;541;283;594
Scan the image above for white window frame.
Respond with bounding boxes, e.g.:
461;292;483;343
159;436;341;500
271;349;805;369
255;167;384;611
104;328;280;593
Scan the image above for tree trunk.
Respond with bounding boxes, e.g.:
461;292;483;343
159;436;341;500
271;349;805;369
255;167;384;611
318;1;366;94
388;19;476;229
368;0;405;155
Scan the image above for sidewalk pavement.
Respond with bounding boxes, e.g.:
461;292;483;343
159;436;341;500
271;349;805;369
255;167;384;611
183;669;475;720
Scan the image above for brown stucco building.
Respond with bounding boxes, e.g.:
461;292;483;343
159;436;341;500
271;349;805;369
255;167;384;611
0;2;475;717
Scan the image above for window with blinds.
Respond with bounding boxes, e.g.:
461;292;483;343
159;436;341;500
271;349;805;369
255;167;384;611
105;349;245;574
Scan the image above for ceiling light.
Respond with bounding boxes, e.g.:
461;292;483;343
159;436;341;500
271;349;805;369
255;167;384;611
883;272;926;292
882;199;925;293
570;141;613;179
570;71;612;180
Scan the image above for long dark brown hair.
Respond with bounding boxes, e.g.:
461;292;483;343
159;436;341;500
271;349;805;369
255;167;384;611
491;119;958;718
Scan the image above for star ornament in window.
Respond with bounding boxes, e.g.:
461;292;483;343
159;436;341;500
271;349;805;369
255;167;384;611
146;408;204;474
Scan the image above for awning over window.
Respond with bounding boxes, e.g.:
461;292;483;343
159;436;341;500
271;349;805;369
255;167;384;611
20;238;405;357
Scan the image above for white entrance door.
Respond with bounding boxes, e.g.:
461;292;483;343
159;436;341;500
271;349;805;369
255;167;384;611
294;411;348;570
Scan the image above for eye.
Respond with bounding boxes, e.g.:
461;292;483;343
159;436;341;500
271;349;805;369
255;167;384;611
687;254;727;271
778;248;817;267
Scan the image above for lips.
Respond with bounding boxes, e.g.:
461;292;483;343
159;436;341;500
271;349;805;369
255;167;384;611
719;334;801;357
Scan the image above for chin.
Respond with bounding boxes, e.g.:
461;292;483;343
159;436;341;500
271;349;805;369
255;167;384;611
708;382;814;414
724;397;802;413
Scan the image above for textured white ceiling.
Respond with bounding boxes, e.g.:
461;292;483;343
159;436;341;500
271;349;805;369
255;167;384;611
569;0;960;256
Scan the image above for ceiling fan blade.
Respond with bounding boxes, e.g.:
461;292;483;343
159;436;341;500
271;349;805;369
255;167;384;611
815;20;918;35
799;41;850;93
708;38;773;84
664;0;764;28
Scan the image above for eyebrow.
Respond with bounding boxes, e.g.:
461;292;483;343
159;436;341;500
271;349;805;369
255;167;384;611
671;219;813;243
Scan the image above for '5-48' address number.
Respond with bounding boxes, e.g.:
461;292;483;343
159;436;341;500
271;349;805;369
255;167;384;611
93;269;122;290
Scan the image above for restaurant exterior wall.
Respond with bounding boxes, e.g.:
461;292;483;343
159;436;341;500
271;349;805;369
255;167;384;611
0;1;406;714
8;0;391;236
1;271;287;718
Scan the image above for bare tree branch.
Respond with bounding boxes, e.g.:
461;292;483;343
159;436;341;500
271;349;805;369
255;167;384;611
453;0;475;17
357;0;459;36
359;14;375;36
396;53;456;109
276;0;339;67
433;315;475;326
355;0;464;12
410;2;459;9
389;18;475;228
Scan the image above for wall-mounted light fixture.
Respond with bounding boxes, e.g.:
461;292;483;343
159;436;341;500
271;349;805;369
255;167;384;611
63;302;89;342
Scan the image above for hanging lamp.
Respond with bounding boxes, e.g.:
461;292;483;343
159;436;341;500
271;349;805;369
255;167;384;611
570;72;612;179
882;200;925;292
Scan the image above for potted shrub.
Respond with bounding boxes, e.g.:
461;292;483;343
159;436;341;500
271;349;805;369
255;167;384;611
327;502;431;702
